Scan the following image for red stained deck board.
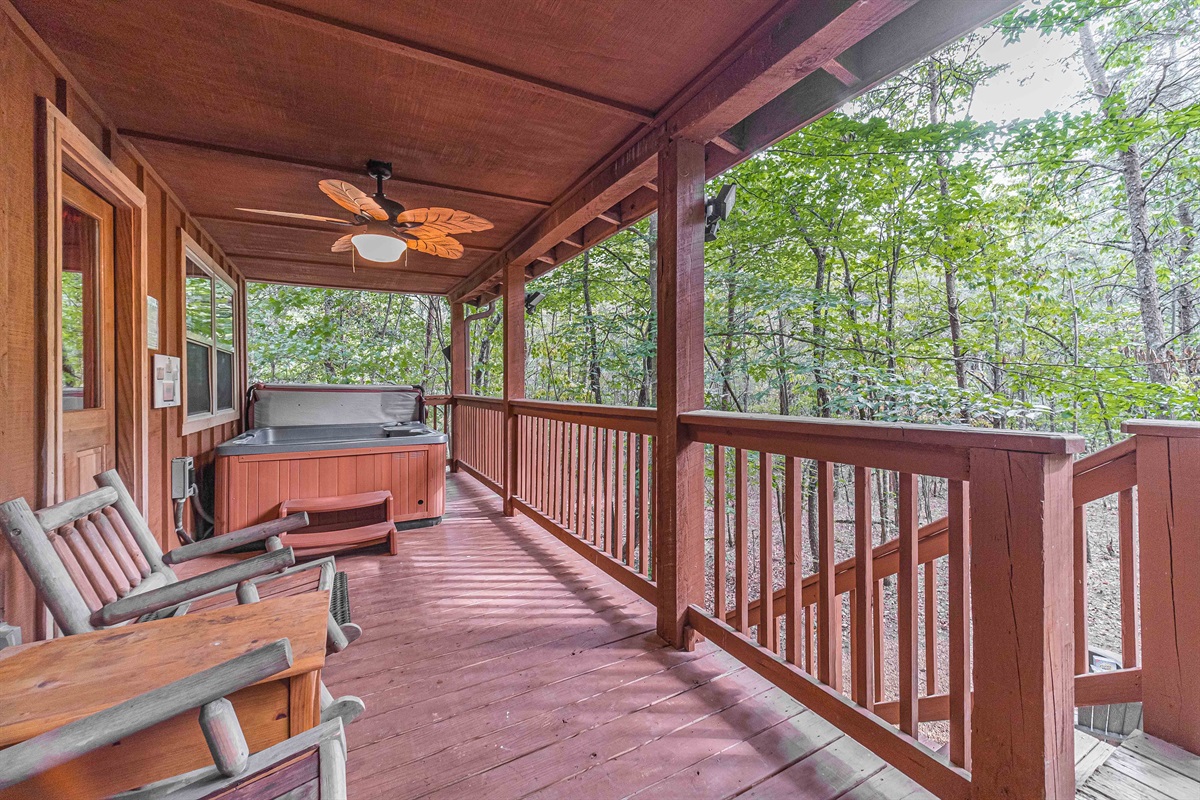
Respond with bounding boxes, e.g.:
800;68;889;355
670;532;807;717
321;473;931;800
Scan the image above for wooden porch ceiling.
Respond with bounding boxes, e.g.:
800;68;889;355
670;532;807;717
18;0;1019;299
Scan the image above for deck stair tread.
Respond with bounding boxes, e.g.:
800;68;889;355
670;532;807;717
1076;732;1200;799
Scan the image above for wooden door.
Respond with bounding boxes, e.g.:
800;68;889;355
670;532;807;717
59;172;116;499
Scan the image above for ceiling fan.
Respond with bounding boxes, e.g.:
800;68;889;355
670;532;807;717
236;159;493;263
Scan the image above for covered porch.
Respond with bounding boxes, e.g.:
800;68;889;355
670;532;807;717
1;0;1199;798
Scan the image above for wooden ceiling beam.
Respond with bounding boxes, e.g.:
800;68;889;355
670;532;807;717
707;0;1023;176
237;258;456;295
209;0;656;123
822;58;859;87
454;0;1023;302
450;0;920;302
118;129;552;208
192;214;503;253
226;252;466;281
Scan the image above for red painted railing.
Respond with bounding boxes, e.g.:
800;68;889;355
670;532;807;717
452;396;504;492
681;411;1083;800
509;400;656;603
443;401;1200;796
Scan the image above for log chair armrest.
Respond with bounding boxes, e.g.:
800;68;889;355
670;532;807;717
91;549;296;627
249;556;337;592
163;513;310;565
0;640;294;790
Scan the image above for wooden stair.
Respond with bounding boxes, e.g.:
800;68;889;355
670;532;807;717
279;491;397;556
1076;732;1200;799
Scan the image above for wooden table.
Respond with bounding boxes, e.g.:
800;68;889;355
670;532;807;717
0;592;329;799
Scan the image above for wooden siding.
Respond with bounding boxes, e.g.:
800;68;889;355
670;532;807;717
0;4;247;639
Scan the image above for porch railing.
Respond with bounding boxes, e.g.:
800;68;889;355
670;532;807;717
451;396;504;492
508;400;657;603
443;397;1199;797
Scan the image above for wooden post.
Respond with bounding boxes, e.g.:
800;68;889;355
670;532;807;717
449;301;468;473
654;137;706;649
502;261;525;517
1125;420;1200;754
969;449;1075;799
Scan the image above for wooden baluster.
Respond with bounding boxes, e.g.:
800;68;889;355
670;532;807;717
816;461;836;686
784;457;802;667
576;424;585;537
640;435;651;576
713;446;727;619
1074;504;1088;676
849;589;857;691
853;466;874;711
874;577;885;704
554;420;564;523
1118;487;1137;668
948;479;971;769
613;430;624;560
803;604;814;674
898;472;918;737
583;425;591;540
625;431;635;567
734;449;750;634
594;427;605;549
758;452;775;651
925;561;938;696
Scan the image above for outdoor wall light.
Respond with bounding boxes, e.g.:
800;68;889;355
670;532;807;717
704;183;738;242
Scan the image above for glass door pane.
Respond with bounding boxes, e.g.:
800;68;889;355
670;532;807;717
61;202;100;410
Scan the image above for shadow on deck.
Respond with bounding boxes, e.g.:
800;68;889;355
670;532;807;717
324;473;933;800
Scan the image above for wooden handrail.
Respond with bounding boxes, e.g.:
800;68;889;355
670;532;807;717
510;399;656;435
454;394;503;407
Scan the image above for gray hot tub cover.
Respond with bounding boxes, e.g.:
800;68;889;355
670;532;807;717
247;383;425;428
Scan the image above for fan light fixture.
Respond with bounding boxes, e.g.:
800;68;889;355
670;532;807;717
351;220;407;262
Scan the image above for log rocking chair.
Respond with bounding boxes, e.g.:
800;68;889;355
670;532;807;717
0;469;364;726
0;639;349;799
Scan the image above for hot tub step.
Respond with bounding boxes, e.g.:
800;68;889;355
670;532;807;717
279;521;397;557
279;491;397;556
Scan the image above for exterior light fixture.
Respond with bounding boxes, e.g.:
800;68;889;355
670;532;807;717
351;220;408;262
704;183;738;242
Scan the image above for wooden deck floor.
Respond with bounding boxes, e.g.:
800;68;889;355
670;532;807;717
323;472;934;800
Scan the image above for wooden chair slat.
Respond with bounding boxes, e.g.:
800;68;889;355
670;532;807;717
50;532;103;613
103;506;152;578
62;525;118;606
76;518;131;597
91;510;142;587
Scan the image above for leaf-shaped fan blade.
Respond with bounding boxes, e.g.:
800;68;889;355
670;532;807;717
407;234;464;259
236;208;352;225
331;233;355;253
318;180;389;221
396;207;493;236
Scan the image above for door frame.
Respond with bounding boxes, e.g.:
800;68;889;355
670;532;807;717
37;98;148;509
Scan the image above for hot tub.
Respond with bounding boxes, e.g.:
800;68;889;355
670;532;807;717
214;385;447;538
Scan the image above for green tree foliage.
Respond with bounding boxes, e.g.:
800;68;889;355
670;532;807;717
246;0;1200;451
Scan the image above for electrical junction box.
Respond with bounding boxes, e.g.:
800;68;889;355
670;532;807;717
171;456;195;501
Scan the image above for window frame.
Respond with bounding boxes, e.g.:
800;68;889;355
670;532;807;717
180;231;241;435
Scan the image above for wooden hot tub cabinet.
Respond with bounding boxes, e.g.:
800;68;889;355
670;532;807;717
215;442;446;535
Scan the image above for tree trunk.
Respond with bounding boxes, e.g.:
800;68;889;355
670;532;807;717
581;251;603;403
928;63;969;420
1080;23;1169;385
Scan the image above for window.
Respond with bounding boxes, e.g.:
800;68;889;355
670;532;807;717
183;235;238;428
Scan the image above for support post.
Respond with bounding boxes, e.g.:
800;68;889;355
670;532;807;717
1125;420;1200;754
969;449;1075;799
448;301;469;473
502;261;525;517
654;137;706;649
